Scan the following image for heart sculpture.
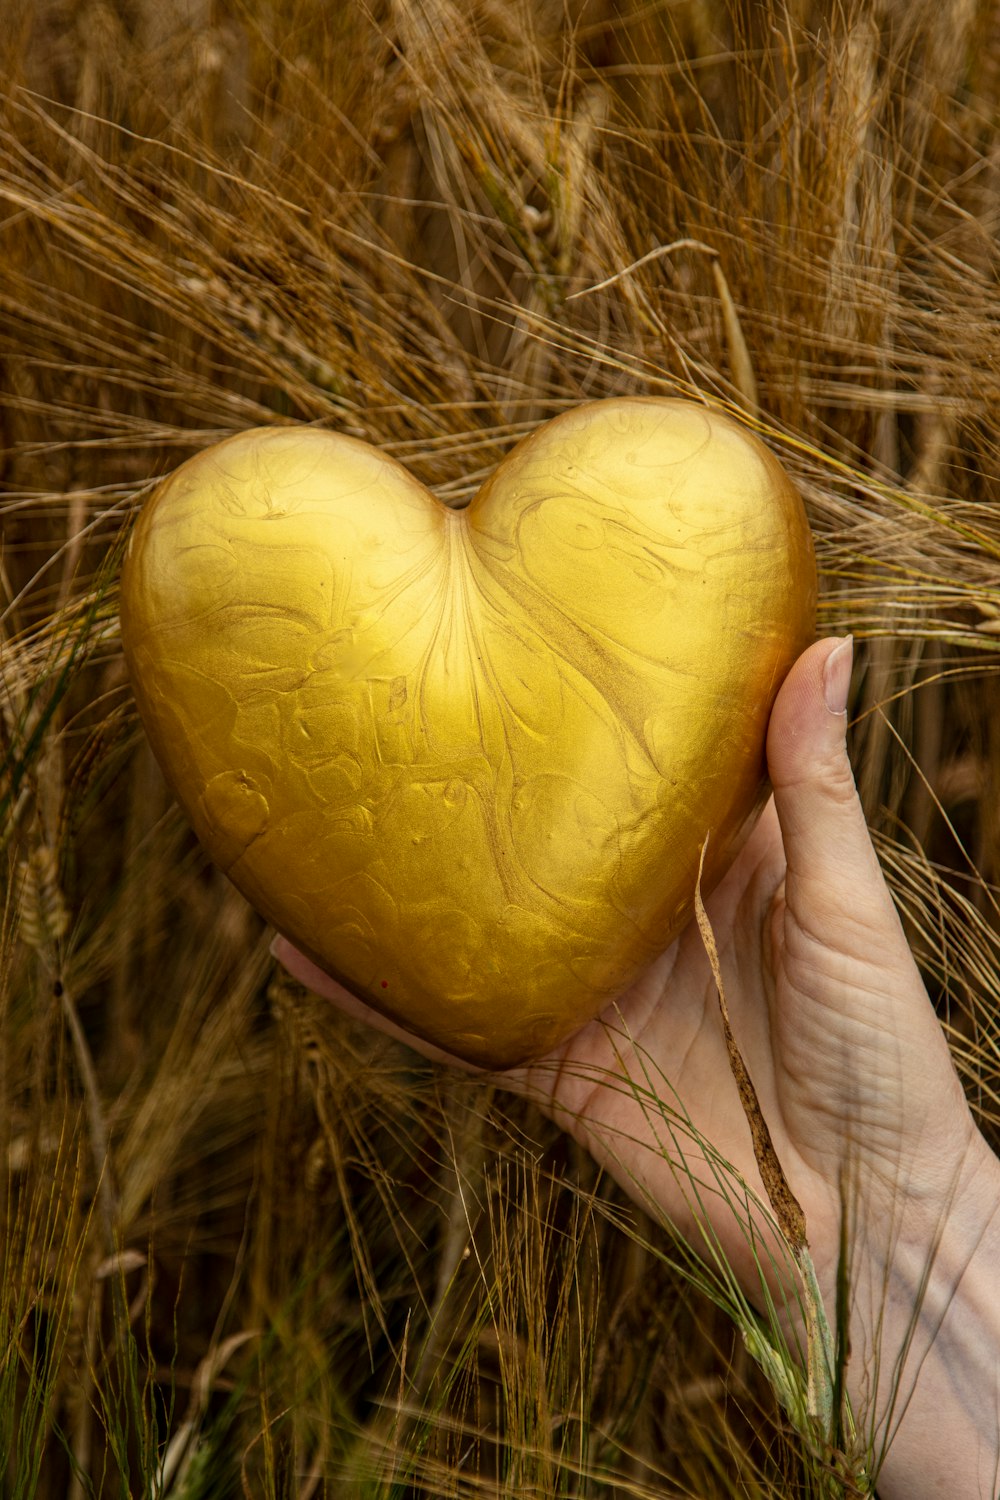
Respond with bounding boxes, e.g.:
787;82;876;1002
121;399;815;1067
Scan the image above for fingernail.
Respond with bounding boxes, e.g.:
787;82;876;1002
823;635;853;715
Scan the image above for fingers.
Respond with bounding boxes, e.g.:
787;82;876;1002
272;935;362;1008
270;936;480;1071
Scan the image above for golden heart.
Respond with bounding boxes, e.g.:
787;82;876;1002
120;399;815;1067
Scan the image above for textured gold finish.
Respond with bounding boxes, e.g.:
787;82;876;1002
120;399;816;1067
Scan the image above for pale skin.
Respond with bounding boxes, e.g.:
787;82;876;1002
276;637;1000;1498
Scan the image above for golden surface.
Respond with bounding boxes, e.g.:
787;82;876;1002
120;399;816;1067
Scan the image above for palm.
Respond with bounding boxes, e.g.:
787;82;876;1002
523;778;972;1300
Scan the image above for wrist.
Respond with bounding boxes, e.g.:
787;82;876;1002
838;1127;1000;1497
869;1121;1000;1321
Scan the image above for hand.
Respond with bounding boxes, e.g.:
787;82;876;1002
275;637;1000;1497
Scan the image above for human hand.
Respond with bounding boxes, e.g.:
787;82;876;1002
275;636;1000;1496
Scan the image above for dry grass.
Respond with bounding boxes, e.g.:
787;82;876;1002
3;0;1000;1493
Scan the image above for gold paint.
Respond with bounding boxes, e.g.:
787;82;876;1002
120;399;816;1067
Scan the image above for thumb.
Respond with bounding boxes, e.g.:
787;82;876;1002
766;636;901;938
764;648;975;1190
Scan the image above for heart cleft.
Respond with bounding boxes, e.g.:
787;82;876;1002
120;398;816;1067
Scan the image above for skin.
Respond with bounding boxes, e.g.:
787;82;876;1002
275;637;1000;1497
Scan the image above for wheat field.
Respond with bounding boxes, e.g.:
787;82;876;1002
3;1;1000;1495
